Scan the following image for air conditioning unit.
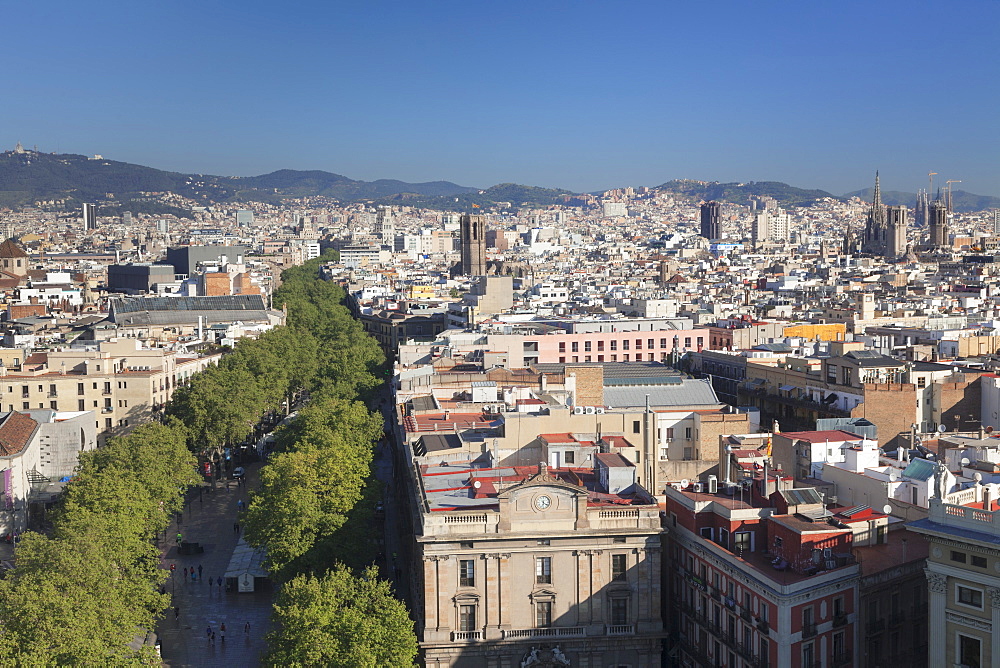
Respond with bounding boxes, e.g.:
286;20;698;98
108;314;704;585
573;406;585;415
825;560;837;570
708;475;718;494
595;407;606;414
693;483;704;493
672;483;683;491
585;406;596;415
823;547;833;558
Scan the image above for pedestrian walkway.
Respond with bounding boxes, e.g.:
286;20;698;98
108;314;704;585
157;464;273;667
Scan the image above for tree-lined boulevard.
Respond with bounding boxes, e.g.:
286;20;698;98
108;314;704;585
0;253;418;666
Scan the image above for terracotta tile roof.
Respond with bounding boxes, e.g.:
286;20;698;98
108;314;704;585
0;412;39;457
0;239;27;259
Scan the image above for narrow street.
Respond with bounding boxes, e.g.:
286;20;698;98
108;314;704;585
156;463;273;667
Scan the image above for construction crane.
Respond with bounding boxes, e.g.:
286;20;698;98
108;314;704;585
946;179;962;212
928;172;938;195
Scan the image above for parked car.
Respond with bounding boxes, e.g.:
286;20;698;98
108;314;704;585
232;466;245;479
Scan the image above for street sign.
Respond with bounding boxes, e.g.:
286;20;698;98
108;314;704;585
238;573;254;593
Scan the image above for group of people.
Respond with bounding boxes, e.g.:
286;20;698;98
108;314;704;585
204;621;251;644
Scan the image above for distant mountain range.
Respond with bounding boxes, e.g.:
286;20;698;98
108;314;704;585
844;188;1000;213
0;149;996;214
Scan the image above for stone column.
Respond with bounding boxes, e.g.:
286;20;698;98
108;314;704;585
483;553;500;638
990;586;1000;666
438;555;454;632
423;556;439;631
591;549;604;624
498;553;511;632
576;550;592;624
925;567;948;667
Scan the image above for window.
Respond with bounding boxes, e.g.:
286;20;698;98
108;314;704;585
584;341;591;352
571;342;579;353
610;340;617;351
597;340;604;351
952;550;967;563
460;541;474;549
684;337;691;348
50;401;57;410
634;339;642;350
632;421;640;434
696;337;704;348
972;555;987;568
612;554;627;580
21;402;29;410
459;560;475;587
558;342;566;353
917;376;926;388
610;597;629;626
959;633;981;668
957;585;983;609
77;383;85;396
660;338;668;349
700;527;714;540
536;557;551;584
733;532;752;553
537;539;550;546
622;340;629;350
801;642;814;667
535;601;552;627
459;604;476;632
613;536;626;544
647;339;654;349
564;451;575;465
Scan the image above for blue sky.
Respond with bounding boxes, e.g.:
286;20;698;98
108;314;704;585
3;0;998;195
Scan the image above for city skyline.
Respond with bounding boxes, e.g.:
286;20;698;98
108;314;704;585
3;1;998;196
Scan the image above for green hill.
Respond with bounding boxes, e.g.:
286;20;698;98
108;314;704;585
654;180;837;207
376;182;580;210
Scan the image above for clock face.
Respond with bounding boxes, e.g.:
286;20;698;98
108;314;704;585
536;495;551;510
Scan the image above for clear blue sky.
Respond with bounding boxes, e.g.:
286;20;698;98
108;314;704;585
3;0;998;195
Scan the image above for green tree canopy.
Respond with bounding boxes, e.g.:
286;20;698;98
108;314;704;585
265;566;417;668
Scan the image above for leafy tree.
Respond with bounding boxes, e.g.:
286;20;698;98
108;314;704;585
265;566;417;668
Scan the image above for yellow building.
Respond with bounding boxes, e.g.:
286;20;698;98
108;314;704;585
783;322;846;342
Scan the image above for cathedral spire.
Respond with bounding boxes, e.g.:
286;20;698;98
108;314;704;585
872;171;882;209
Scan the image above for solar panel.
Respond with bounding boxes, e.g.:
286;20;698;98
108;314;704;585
840;504;870;518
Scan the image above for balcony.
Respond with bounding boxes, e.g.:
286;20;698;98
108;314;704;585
833;613;848;627
866;619;885;635
451;630;482;642
756;619;770;634
606;624;634;636
832;650;852;667
802;622;817;638
502;627;586;639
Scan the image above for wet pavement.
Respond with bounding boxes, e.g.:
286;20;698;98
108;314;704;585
157;464;274;667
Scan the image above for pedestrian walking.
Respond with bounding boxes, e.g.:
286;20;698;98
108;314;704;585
218;577;223;592
206;626;212;641
198;564;203;580
211;631;216;644
220;623;226;642
233;522;239;534
176;532;182;545
244;621;251;634
183;567;188;580
174;606;179;621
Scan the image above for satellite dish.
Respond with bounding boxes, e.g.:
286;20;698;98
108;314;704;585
882;504;892;515
911;423;919;431
888;471;898;482
974;472;984;483
938;424;948;433
961;457;971;467
680;479;691;489
473;480;481;489
988;426;995;434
